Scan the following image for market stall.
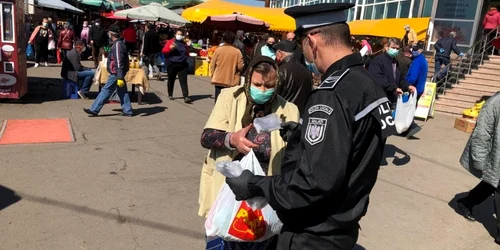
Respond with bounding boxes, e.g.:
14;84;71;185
181;0;294;32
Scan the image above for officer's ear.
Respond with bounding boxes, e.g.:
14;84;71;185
307;35;317;51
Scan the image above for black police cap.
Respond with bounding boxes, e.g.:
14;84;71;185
285;3;354;33
273;40;296;53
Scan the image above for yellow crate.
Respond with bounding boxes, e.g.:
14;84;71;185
195;57;210;76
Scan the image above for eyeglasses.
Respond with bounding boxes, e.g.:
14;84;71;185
296;30;322;46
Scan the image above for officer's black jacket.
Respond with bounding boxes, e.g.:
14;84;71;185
251;53;396;236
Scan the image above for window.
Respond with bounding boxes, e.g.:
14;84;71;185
357;0;363;4
366;0;374;4
386;2;398;18
373;4;385;19
375;0;384;2
412;0;421;17
398;1;411;18
364;5;373;19
356;6;362;20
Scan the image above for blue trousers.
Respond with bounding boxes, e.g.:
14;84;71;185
77;70;95;93
90;74;133;115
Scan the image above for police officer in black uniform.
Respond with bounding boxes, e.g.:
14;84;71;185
225;3;397;250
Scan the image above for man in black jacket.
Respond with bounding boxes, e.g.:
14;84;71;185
273;40;312;114
286;32;305;66
251;33;268;59
434;31;464;81
141;23;160;79
60;40;94;99
225;3;397;249
368;38;416;105
89;19;108;68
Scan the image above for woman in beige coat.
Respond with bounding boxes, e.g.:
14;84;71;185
199;56;300;249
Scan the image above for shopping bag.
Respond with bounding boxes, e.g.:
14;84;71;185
56;49;62;64
26;45;34;58
48;40;56;50
394;93;417;133
205;150;282;242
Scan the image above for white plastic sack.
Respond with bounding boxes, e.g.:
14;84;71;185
394;93;417;133
253;114;281;133
205;150;283;242
48;40;56;50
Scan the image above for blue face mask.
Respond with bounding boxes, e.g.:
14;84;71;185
305;60;321;75
412;51;420;58
250;86;275;104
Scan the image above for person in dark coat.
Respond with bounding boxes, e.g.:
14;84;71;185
433;31;464;80
252;33;268;59
368;37;416;105
395;46;413;78
162;29;192;103
141;23;160;79
273;40;312;114
225;3;397;249
89;19;108;68
286;32;305;66
61;40;94;99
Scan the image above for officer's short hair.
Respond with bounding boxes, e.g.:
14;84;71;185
253;62;277;78
311;23;351;48
223;32;236;44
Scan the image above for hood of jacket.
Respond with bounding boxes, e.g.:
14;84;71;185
487;9;499;16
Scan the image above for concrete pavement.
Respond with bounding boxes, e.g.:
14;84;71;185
0;63;497;249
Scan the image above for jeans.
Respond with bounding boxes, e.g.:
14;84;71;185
77;70;95;93
166;61;189;98
90;74;133;115
61;49;71;61
434;56;450;80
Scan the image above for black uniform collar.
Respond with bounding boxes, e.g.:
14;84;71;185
321;53;364;82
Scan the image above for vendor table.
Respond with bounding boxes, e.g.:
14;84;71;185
94;63;150;105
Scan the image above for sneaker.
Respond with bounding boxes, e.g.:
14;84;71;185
148;74;154;79
168;96;174;100
83;108;98;117
184;97;193;104
456;198;475;221
44;62;49;67
77;91;89;100
34;63;39;68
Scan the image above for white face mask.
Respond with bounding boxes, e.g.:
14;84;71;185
175;34;184;41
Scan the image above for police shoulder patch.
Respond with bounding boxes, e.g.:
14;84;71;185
305;117;327;145
308;104;333;115
318;68;350;90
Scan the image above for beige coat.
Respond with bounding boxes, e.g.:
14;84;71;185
408;29;418;46
210;45;244;87
198;86;300;217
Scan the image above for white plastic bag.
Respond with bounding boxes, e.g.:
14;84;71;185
205;151;283;242
48;40;56;50
394;93;417;133
253;114;281;133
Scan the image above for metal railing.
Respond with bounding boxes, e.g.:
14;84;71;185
434;28;499;96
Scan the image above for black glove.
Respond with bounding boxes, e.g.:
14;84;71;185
280;121;300;142
226;170;258;201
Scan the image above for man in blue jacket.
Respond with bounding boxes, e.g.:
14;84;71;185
406;44;428;102
433;31;464;81
84;25;133;117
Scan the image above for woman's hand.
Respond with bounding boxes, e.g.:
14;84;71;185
170;43;176;49
230;124;258;154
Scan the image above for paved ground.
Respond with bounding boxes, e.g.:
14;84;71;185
0;63;498;249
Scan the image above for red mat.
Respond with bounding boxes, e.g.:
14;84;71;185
0;119;74;145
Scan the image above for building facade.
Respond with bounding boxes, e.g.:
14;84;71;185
269;0;435;22
267;0;486;52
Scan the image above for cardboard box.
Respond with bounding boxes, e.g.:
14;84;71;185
454;117;476;133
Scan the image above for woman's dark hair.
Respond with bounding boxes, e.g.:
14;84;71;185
253;62;277;77
175;29;184;34
223;32;236;44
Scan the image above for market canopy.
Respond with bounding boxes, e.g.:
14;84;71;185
182;0;295;32
348;17;430;41
37;0;84;14
139;0;202;9
114;3;190;26
203;14;269;32
78;0;125;11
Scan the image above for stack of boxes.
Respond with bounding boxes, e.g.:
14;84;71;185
195;57;211;77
